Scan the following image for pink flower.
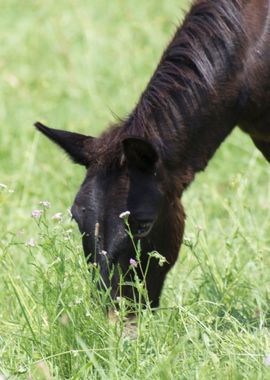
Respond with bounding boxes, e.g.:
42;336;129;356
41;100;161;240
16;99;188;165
129;258;137;267
26;238;35;247
52;212;62;221
31;209;42;219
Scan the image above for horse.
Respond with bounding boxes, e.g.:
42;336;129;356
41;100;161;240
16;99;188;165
35;0;270;310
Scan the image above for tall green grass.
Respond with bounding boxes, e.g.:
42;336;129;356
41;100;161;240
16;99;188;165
0;1;270;378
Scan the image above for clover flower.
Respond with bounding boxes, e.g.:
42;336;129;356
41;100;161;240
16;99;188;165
26;238;35;247
31;209;42;219
129;258;138;267
52;212;62;221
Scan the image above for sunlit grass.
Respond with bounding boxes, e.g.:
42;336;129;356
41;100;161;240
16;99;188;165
1;0;270;379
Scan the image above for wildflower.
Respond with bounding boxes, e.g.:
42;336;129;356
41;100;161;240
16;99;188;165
129;258;138;267
148;251;168;266
31;209;42;219
26;238;35;247
39;200;50;208
52;212;62;220
264;354;270;367
119;211;130;219
0;183;7;189
100;250;107;256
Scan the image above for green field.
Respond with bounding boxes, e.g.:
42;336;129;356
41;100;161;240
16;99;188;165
1;1;270;379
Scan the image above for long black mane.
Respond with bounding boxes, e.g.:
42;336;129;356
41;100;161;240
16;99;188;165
94;0;247;173
129;0;246;135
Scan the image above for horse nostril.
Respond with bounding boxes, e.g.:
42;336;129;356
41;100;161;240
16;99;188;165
135;220;153;237
140;222;151;229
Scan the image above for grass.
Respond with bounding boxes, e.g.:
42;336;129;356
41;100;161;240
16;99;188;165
0;0;270;378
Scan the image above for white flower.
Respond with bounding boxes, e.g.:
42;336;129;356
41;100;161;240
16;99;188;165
26;238;35;247
119;211;131;219
0;183;7;189
52;212;62;220
31;209;42;219
39;200;51;208
264;354;270;367
100;250;107;256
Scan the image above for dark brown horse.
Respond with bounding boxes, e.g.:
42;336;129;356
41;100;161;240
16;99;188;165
35;0;270;309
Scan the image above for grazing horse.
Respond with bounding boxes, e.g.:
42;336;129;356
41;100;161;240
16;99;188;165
35;0;270;309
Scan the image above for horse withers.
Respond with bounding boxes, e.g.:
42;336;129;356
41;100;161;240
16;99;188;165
36;0;270;309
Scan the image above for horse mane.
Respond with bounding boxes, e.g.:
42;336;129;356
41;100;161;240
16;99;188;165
92;0;247;171
129;0;246;136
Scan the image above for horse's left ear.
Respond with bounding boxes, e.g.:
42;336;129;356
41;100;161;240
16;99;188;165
122;136;159;171
35;122;94;167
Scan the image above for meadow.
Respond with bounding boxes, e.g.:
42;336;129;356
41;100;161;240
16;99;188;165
0;0;270;379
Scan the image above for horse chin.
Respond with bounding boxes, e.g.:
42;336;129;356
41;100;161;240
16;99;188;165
108;308;138;339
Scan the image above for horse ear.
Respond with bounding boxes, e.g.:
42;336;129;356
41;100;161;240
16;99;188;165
35;122;94;167
122;137;159;171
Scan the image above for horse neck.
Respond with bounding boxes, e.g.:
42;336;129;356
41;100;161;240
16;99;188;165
129;0;247;191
